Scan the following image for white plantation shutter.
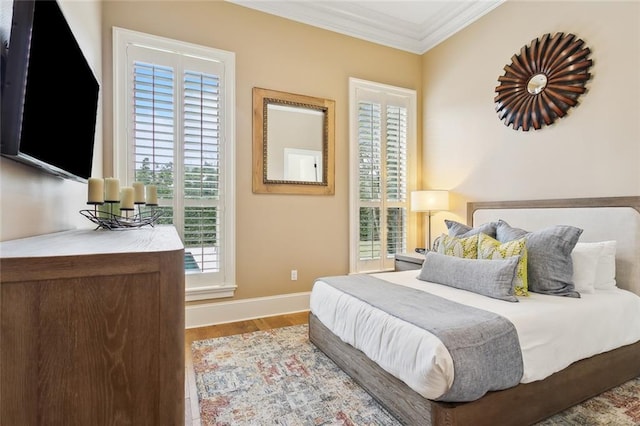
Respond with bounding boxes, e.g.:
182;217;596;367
114;28;236;300
350;79;416;273
385;105;408;256
386;105;407;202
358;101;381;261
182;70;222;274
132;61;175;197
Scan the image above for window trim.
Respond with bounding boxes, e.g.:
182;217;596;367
348;77;418;273
113;27;236;301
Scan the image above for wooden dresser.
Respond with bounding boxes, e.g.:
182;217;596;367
0;226;185;425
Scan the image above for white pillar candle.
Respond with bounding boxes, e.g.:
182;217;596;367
120;187;135;210
132;182;145;204
146;185;158;206
87;177;104;204
105;178;120;202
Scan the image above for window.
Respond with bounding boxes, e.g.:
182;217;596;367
113;27;236;300
349;78;417;273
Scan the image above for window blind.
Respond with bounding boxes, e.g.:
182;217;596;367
182;70;222;273
350;79;414;273
115;28;236;300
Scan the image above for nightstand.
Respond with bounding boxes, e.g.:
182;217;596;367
394;252;425;271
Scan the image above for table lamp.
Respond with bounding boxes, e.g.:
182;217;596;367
411;190;450;250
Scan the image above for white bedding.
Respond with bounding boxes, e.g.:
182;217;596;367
309;270;640;400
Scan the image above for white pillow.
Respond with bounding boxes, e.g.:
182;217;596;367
571;241;617;293
571;243;602;294
593;241;617;290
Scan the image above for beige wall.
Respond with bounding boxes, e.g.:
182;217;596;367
6;0;634;305
422;0;640;236
0;0;103;241
101;1;423;301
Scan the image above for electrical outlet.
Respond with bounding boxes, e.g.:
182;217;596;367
291;269;298;281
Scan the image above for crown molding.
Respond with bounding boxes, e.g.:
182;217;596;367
417;1;504;53
227;0;504;54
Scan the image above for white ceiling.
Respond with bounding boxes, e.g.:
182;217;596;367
227;0;505;54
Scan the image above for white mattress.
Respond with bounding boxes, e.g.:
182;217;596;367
309;270;640;400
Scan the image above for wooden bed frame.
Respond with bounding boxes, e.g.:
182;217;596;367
309;196;640;425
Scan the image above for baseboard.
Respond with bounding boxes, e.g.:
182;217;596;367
185;291;310;329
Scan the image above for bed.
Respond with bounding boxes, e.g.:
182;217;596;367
308;197;640;425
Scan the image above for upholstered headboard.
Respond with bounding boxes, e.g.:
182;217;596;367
468;197;640;296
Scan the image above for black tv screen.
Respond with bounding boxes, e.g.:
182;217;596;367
1;0;99;183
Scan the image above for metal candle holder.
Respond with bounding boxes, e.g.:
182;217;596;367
80;200;161;230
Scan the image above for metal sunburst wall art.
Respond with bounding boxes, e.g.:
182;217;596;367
494;32;593;131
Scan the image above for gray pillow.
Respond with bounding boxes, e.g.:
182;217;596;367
445;220;498;238
417;251;519;302
496;220;583;297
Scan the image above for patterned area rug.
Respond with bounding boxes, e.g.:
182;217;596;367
191;325;640;425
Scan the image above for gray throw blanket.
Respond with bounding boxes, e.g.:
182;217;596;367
318;274;524;402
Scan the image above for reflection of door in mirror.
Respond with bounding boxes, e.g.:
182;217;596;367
283;148;323;182
266;104;323;182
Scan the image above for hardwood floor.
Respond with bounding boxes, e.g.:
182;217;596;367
184;312;310;425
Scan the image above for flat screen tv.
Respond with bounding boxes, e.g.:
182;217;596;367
1;0;99;183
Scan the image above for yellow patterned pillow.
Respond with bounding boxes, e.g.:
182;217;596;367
437;233;479;259
478;233;528;296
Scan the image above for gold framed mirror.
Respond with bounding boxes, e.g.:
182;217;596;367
252;87;335;195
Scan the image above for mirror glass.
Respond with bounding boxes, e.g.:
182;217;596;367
253;87;335;195
527;73;548;95
266;104;324;183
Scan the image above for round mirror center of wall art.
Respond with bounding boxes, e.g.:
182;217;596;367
527;73;547;95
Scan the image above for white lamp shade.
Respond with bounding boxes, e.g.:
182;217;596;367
411;190;450;212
